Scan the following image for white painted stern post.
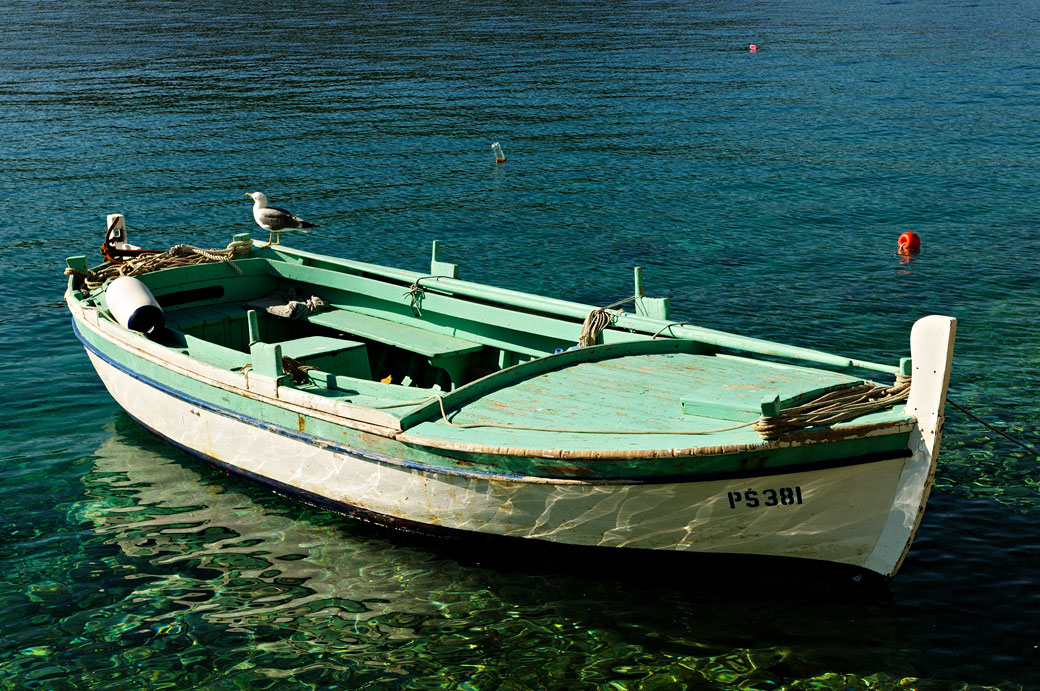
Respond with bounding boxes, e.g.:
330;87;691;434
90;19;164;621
864;315;957;576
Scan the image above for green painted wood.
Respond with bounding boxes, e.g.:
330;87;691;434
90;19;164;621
251;342;283;379
166;304;245;329
246;310;260;344
401;345;913;454
677;373;865;421
280;336;372;380
279;335;362;360
134;258;278;306
303;309;483;360
759;381;866;417
261;245;898;374
264;259;593;356
680;397;759;422
182;332;251;369
430;240;459;279
760;396;782;418
635;296;671;320
398;338;703;430
634;267;670;319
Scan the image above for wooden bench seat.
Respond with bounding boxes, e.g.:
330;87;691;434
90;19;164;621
278;335;371;380
167;303;482;386
180;331;370;380
277;335;356;360
301;309;483;387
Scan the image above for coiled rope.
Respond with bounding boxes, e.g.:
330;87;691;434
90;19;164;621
403;275;446;317
578;296;637;348
64;238;253;291
753;375;912;440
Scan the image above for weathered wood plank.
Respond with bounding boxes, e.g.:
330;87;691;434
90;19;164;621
398;339;704;430
303;309;482;359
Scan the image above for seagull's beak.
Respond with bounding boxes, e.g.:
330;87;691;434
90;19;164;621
245;193;254;199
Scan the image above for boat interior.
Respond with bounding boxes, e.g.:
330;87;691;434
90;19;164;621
73;241;912;446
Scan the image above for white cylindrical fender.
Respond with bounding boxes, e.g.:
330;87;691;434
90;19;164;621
106;276;165;336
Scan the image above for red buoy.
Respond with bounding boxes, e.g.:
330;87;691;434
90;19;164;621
897;231;921;255
749;44;758;53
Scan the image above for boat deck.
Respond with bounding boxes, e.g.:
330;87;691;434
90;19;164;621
78;247;915;459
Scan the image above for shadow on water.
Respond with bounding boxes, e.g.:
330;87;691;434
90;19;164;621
7;414;966;689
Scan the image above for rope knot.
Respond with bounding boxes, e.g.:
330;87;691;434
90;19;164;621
753;377;913;441
405;283;425;317
578;296;636;348
281;355;315;385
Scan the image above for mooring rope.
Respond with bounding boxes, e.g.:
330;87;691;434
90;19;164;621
401;275;452;317
64;238;253;291
281;355;316;385
753;375;912;441
947;399;1039;457
578;296;637;348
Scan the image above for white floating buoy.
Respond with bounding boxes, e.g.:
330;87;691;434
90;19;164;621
491;142;506;163
106;276;165;336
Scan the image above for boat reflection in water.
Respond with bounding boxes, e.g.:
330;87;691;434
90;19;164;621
74;416;918;689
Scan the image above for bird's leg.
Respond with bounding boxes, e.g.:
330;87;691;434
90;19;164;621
267;230;274;246
274;230;281;245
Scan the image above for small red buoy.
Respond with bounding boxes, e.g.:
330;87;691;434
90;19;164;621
897;231;921;255
749;44;758;53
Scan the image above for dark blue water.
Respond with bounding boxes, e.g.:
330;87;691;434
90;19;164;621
2;0;1038;687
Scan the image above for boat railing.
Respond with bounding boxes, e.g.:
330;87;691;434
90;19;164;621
257;243;901;377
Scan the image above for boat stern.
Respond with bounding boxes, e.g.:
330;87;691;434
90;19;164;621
863;315;957;576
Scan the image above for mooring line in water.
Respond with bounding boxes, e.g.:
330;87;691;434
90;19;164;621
947;399;1039;457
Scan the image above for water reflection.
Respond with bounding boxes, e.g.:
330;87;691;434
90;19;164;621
20;416;970;689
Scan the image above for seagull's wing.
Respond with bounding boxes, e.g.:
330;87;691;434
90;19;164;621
257;206;299;230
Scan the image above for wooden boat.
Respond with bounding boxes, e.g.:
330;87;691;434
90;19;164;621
65;220;956;577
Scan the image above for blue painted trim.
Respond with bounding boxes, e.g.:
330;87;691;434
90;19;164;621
72;317;911;486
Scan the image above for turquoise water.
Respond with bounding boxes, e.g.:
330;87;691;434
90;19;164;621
2;0;1038;687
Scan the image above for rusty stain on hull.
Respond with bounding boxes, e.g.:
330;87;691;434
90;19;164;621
395;420;914;461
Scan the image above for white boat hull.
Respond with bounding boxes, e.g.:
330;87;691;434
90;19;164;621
84;343;936;576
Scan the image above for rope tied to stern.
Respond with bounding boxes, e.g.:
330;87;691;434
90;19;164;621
752;374;912;441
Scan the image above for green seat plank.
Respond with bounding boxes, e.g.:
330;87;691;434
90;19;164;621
303;309;482;360
302;309;482;387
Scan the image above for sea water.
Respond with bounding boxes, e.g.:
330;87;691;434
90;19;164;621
1;0;1038;688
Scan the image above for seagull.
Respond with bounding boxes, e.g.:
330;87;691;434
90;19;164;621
245;192;318;245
